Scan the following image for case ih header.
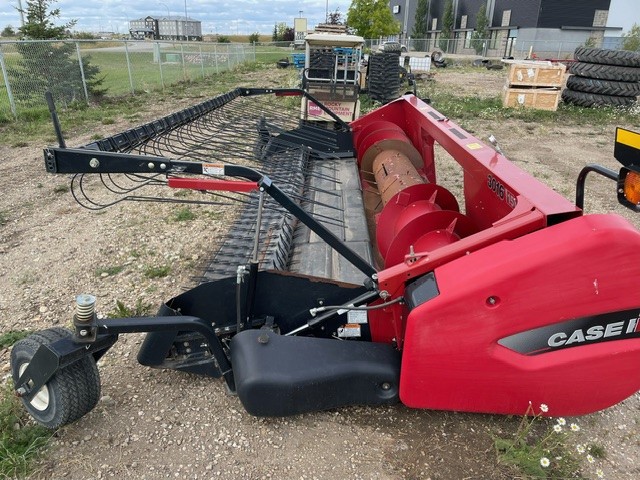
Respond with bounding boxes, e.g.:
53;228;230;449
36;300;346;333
11;88;640;429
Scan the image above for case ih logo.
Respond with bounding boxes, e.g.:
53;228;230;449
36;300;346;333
499;309;640;355
548;317;639;348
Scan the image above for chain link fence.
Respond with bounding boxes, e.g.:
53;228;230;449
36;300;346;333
0;39;257;120
369;37;600;61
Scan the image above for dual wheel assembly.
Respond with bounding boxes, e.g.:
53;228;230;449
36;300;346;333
563;47;640;108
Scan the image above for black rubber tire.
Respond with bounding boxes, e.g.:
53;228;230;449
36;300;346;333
574;47;640;68
566;75;640;97
568;61;640;82
381;43;402;53
11;328;101;429
561;88;637;108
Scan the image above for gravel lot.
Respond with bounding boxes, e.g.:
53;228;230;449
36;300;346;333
1;64;639;479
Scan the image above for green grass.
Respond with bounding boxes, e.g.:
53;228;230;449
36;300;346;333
0;384;52;479
143;264;171;279
0;42;263;120
0;58;284;148
0;330;31;349
417;87;640;128
172;206;197;221
95;265;124;277
107;299;153;318
0;332;51;479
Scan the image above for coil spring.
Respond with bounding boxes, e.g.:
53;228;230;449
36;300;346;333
75;294;96;322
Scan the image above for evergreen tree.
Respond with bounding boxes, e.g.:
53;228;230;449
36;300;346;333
10;0;104;107
327;9;344;25
439;0;454;52
412;0;430;51
470;2;489;55
2;25;16;37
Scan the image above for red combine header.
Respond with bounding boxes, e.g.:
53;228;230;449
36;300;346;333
11;88;640;428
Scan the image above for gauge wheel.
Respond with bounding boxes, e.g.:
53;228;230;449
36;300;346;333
11;328;101;429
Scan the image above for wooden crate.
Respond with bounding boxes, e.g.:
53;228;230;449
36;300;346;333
506;61;566;88
502;87;561;111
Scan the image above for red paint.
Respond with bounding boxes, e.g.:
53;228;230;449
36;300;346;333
352;96;640;415
168;177;258;192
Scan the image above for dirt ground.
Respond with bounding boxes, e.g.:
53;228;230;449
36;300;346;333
1;65;639;479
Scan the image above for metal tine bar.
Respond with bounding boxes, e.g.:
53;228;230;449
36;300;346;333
72;174;128;210
98;173;162;194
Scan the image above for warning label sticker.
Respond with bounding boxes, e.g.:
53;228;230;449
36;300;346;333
466;143;483;150
202;163;224;176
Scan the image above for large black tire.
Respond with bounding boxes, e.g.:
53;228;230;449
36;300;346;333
574;47;640;68
568;61;640;82
11;327;101;429
566;75;640;97
561;88;637;108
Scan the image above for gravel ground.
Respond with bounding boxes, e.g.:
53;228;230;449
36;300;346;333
1;65;639;479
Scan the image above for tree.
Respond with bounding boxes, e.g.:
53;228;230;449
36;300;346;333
2;25;16;37
439;0;454;52
470;2;488;55
347;0;400;39
272;22;291;42
248;32;260;44
327;9;344;25
412;0;430;51
9;0;104;107
18;0;76;39
621;23;640;51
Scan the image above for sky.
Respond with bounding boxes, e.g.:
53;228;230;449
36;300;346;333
1;0;354;35
1;1;638;36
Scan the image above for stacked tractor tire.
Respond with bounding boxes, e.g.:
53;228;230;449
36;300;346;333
563;47;640;108
368;48;401;104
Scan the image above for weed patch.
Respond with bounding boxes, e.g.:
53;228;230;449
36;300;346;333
107;299;153;318
0;330;31;349
95;265;124;277
172;207;197;222
495;403;606;479
144;265;171;279
0;332;51;479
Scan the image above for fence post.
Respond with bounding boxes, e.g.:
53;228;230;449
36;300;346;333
156;42;165;89
0;48;17;118
75;42;89;102
180;43;186;80
558;42;562;60
253;41;256;62
124;41;135;94
214;43;219;74
199;44;205;78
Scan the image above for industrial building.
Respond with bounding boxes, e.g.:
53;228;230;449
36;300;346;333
391;0;625;57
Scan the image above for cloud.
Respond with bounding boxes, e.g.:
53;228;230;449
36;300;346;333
3;0;352;34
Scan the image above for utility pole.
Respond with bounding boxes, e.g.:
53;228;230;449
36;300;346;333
17;0;25;27
184;0;188;40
